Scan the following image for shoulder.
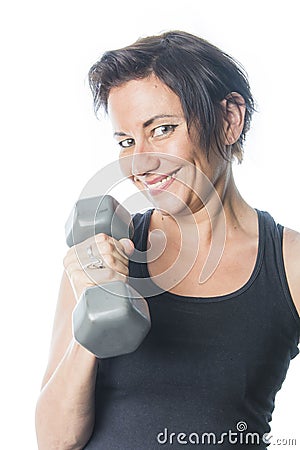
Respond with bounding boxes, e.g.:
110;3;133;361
282;226;300;317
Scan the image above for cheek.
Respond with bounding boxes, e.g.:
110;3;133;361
160;132;195;160
118;154;134;179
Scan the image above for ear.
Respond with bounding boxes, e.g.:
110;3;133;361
220;92;246;145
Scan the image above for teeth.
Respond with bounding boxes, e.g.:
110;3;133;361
149;173;174;189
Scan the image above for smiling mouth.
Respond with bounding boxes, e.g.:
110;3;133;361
144;169;180;189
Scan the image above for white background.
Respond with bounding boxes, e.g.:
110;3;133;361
1;0;299;448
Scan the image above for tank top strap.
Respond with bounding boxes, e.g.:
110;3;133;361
131;208;154;252
257;209;300;330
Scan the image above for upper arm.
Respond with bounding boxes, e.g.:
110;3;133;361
282;227;300;318
40;270;77;389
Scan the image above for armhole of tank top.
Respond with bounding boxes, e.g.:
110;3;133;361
275;223;300;331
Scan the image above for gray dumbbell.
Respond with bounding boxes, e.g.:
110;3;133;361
65;195;151;358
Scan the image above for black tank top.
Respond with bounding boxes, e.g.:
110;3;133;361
84;208;300;449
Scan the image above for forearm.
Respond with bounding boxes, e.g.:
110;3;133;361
35;339;98;450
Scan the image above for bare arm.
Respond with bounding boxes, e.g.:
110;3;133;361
35;234;133;449
35;270;98;450
282;227;300;318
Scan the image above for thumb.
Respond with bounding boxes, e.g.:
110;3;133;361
119;238;135;256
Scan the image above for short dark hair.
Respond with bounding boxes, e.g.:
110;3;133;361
88;30;255;163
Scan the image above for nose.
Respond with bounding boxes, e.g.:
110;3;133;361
132;153;160;179
131;140;160;180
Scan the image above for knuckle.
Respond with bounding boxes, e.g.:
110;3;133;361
103;254;115;267
95;232;109;242
102;241;114;253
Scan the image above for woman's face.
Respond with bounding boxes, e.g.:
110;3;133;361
108;74;228;216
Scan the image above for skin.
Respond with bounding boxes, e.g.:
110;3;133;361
108;74;300;310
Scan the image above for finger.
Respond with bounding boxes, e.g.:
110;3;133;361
65;235;113;266
91;233;134;259
118;238;135;256
65;234;133;269
67;262;127;288
99;253;129;276
85;267;128;284
93;236;130;265
67;251;129;279
76;267;128;290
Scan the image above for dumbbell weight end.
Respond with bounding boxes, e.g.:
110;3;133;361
72;280;151;358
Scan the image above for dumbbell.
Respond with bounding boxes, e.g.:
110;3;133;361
65;195;151;358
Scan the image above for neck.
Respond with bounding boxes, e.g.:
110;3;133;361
155;164;256;245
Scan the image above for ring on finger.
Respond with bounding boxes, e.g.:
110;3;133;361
85;245;105;269
84;259;105;270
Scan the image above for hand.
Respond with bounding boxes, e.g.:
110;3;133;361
63;233;134;302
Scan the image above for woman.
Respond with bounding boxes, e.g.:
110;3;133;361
35;31;300;449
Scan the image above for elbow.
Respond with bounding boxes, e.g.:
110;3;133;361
35;395;93;450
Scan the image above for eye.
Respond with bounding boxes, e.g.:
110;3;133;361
118;138;135;149
152;124;178;137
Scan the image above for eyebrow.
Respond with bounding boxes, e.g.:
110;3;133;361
113;114;180;138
